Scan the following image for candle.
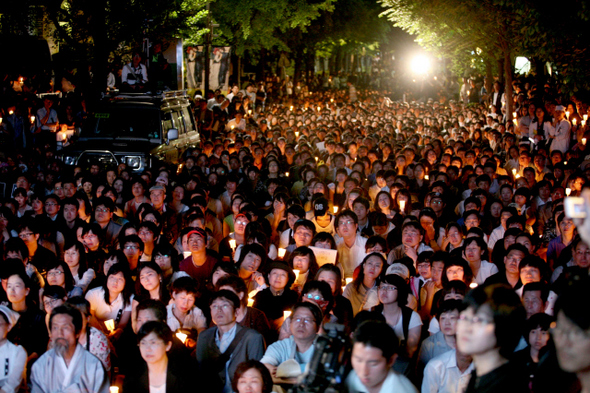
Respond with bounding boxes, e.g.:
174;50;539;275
583;120;587;127
229;239;236;250
330;98;334;103
30;115;35;123
333;206;339;214
573;118;577;126
231;125;235;130
584;114;588;121
290;106;294;111
176;332;187;344
294;269;300;280
295;131;300;137
515;174;520;179
566;188;571;196
424;175;429;181
512;168;517;175
469;282;478;289
345;278;353;285
104;319;115;332
278;248;286;258
0;117;2;124
248;110;252;115
512;112;517;118
399;200;406;211
583;138;587;145
283;311;292;320
247;298;254;307
566;111;570;119
285;172;289;177
317;106;321;112
564;161;568;165
110;387;119;393
248;290;258;299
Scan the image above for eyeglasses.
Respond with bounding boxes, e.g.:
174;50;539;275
575;250;590;257
47;270;64;277
378;285;397;292
95;208;110;213
138;230;153;235
45;202;58;206
211;304;232;311
43;298;60;308
458;314;493;325
155;254;170;259
125;245;139;250
19;232;34;239
305;294;324;301
293;317;315;325
339;220;355;227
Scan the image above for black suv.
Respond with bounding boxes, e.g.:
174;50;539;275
59;91;199;172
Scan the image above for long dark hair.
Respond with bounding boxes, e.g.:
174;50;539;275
135;261;169;304
353;252;386;291
63;239;89;279
288;246;319;285
103;263;134;308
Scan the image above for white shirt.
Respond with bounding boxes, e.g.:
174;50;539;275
85;287;133;322
474;260;499;285
336;234;368;279
487;226;505;250
346;369;418;393
422;349;474;393
166;303;207;332
260;336;316;374
0;340;27;393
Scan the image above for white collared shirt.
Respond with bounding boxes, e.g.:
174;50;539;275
422;349;474;393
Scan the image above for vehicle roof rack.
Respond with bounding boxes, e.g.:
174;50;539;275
102;90;189;101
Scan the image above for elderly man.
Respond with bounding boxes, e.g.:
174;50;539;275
150;184;180;244
30;304;109;393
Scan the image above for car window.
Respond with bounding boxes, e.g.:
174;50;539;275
84;107;160;139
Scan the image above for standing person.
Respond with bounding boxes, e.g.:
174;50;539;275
345;320;418;392
30;305;109;393
196;290;265;393
456;284;528;392
548;105;571;153
122;51;148;91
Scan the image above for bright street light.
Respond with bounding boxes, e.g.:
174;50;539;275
410;55;430;75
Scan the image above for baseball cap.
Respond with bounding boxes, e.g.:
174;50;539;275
313;197;329;217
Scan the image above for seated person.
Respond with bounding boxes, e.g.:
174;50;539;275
166;276;207;334
0;305;27;393
418;299;462;370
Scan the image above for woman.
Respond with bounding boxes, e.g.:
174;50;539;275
441;258;474;288
90;249;127;290
462;236;497;285
113;178;126;207
152;243;180;288
6;271;49;365
132;262;169;332
232;360;274;393
374;191;396;220
124;178;150;221
266;193;288;242
343;252;385;315
442;222;464;252
13;188;32;218
81;223;108;272
223;194;245;238
85;263;134;340
237;243;269;293
265;159;281;180
64;239;95;294
0;207;17;246
420;208;444;251
513;313;553;389
372;274;422;360
30;193;45;217
288;246;319;293
547;213;576;268
315;264;353;329
123;321;188;393
171;185;189;215
44;260;82;299
0;305;27;393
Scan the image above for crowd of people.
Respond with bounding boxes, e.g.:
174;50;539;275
1;68;590;393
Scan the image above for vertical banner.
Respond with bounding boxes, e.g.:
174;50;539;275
186;46;231;92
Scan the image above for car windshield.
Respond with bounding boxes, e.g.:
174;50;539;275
82;107;161;139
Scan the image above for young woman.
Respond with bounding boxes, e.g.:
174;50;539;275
13;188;32;218
287;246;319;293
442;222;464;252
124;178;150;220
85;263;134;340
343;253;385;315
132;262;169;332
236;243;269;293
124;321;188;392
462;236;498;285
232;360;274;393
374;191;396;220
223;195;245;237
44;260;82;299
315;264;353;329
266;193;288;242
63;239;95;294
373;274;422;360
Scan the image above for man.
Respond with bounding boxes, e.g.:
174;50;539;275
60;197;85;239
346;320;418;392
335;211;368;279
484;243;528;288
121;235;144;271
284;219;316;258
43;194;62;222
387;221;433;266
548;105;571;153
150;184;181;244
422;348;474;393
179;228;219;289
196;290;265;393
522;282;549;319
92;196;122;249
30;304;109;393
16;219;55;277
353;197;373;237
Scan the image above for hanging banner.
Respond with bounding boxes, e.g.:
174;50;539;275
186;46;231;92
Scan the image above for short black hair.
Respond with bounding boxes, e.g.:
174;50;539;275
462;283;526;358
523;313;554;345
137;321;173;344
210;289;241;309
136;299;168;323
50;304;84;335
353;321;399;360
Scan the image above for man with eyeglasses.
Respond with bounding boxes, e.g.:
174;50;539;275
93;196;122;250
121;235;144;271
335;211;367;279
15;218;56;277
484;243;528;289
261;302;321;385
197;290;264;393
43;194;62;222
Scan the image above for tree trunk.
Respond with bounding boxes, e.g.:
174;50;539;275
237;55;242;87
503;46;514;126
257;48;266;81
484;56;493;103
497;57;504;85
